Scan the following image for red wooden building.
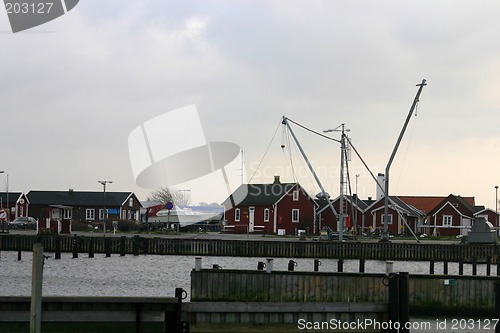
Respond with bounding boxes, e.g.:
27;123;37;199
222;177;317;235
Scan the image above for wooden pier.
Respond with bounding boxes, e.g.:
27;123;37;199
1;234;499;262
187;268;500;332
0;295;185;333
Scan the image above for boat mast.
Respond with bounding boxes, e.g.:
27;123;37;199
381;79;427;241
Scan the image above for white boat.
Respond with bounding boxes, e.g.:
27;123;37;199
148;206;221;227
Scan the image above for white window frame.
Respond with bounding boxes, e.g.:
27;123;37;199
264;208;270;222
99;209;106;220
235;208;241;222
292;209;300;223
443;215;452;227
292;190;299;201
381;214;393;225
86;209;95;221
63;208;72;220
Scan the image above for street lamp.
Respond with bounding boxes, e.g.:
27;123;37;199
0;171;8;221
355;174;360;234
496;185;498;236
179;189;191;206
98;180;113;235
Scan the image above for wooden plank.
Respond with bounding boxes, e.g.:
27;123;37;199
185;302;388;313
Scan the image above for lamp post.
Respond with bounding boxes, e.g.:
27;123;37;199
98;180;113;235
179;189;191;206
355;174;360;235
496;185;498;237
0;171;8;221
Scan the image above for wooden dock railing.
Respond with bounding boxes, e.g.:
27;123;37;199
1;234;499;262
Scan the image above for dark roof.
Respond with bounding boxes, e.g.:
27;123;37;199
222;183;297;206
27;190;138;207
427;194;476;217
0;192;23;204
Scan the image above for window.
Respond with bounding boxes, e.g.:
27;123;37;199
264;208;270;222
63;208;72;220
443;215;452;227
129;198;134;207
235;208;241;222
292;190;299;201
86;209;95;221
292;209;299;223
99;209;105;220
381;214;393;225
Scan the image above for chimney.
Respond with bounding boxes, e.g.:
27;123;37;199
69;189;74;194
376;173;385;199
273;176;281;184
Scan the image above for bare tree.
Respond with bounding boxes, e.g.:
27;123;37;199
147;187;191;206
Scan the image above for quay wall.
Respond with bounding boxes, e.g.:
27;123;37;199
1;234;499;262
191;269;500;316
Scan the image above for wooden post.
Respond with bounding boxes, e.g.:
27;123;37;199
105;237;111;257
55;236;61;260
398;272;410;333
459;259;463;275
495;280;500;333
443;260;448;275
88;238;95;258
314;259;321;272
72;235;78;259
30;243;43;333
133;236;139;256
472;256;477;276
142;238;149;255
173;288;186;333
288;260;296;271
387;273;399;333
17;236;22;261
497;256;500;276
337;259;343;273
487;255;492;276
359;259;365;273
429;260;434;275
120;236;126;256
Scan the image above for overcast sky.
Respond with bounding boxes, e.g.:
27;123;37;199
1;1;500;209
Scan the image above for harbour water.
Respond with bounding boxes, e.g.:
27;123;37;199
0;250;495;332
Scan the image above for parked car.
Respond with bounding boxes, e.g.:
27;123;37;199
8;217;37;229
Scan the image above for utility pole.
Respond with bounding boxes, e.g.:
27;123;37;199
98;180;113;235
381;79;427;242
324;124;350;241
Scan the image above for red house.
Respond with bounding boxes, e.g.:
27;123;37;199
426;194;477;237
316;195;371;234
0;192;29;222
222;176;316;235
367;197;424;235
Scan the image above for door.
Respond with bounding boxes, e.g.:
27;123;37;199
249;207;255;232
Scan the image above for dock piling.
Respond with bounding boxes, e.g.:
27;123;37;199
314;259;321;272
337;259;343;272
89;238;95;258
359;258;365;273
